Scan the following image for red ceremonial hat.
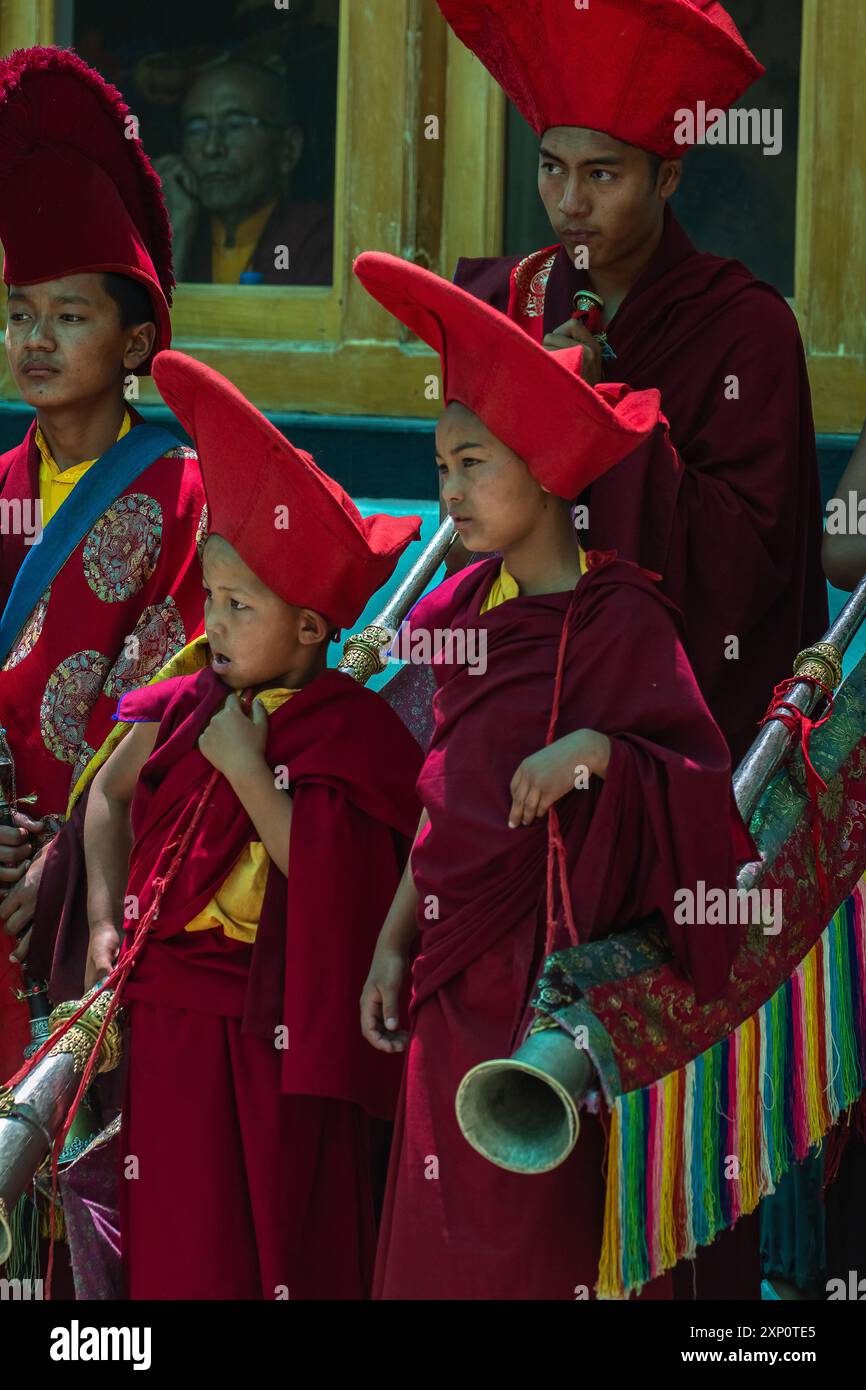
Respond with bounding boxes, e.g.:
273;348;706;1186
353;251;662;499
152;351;422;629
437;0;764;158
0;46;173;371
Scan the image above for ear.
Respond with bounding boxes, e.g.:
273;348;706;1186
123;321;156;371
280;126;304;177
297;608;330;646
659;159;682;201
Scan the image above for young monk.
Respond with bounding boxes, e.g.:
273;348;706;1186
83;350;424;1299
0;47;205;1077
355;251;756;1300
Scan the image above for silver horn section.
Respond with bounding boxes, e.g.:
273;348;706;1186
0;987;123;1265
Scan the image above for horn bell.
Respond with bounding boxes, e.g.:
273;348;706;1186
455;1028;590;1174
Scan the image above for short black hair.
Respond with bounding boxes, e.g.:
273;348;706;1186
102;273;155;328
647;152;664;187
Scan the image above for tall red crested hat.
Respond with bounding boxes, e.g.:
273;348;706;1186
437;0;764;158
353;250;662;499
152;351;422;629
0;46;173;371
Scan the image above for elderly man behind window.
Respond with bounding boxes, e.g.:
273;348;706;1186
156;59;333;285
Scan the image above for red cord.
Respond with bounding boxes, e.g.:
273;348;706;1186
759;675;834;918
3;687;257;1296
543;591;581;958
41;765;221;1295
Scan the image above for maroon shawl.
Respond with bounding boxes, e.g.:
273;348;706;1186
116;666;423;1119
407;553;755;1013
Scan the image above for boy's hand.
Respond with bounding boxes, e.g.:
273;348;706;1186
85;923;121;992
198;694;268;783
0;812;45;885
360;945;409;1053
508;729;611;827
2;847;48;961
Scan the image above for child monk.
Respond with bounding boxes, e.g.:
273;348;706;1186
0;45;206;1075
355;252;756;1300
83;350;424;1299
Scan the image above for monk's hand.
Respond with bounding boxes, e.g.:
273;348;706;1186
508;729;611;828
542;317;602;385
1;846;48;960
198;694;269;782
0;812;45;886
360;944;409;1053
85;922;121;993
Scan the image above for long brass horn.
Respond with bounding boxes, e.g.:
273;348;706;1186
455;1027;591;1174
0;987;123;1266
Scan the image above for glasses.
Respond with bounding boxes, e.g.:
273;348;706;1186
181;114;283;143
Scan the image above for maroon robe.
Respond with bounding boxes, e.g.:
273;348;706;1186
0;409;206;1082
453;208;828;768
185;199;333;286
114;664;423;1299
374;553;754;1299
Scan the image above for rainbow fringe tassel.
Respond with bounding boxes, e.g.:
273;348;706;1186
598;882;866;1299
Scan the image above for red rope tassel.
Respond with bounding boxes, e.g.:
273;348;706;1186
42;764;221;1294
2;686;261;1296
543;590;581;958
759;675;834;919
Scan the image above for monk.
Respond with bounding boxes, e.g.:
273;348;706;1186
84;350;423;1299
434;0;827;769
355;252;755;1299
0;48;206;1080
420;0;829;1299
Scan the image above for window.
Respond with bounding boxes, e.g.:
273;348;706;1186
63;0;338;290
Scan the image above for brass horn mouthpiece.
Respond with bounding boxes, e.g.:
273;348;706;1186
455;1028;591;1174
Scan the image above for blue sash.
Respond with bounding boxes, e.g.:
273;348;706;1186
0;425;181;668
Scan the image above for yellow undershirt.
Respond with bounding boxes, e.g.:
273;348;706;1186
183;686;299;943
211;200;276;284
479;547;588;615
36;411;131;527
